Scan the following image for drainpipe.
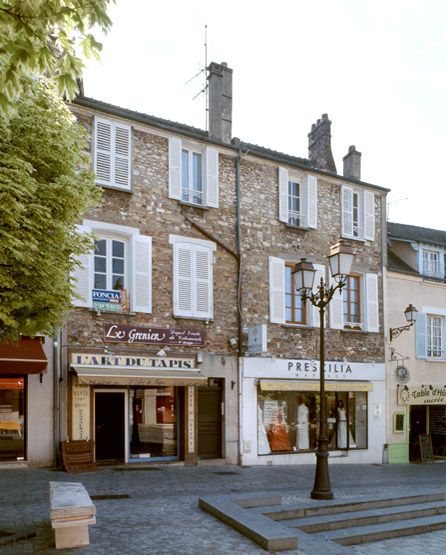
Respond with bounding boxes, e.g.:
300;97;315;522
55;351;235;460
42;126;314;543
53;330;61;467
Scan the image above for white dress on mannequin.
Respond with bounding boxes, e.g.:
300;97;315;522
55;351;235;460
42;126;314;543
296;403;309;450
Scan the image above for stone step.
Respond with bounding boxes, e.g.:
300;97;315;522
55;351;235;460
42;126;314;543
286;500;446;532
318;514;446;546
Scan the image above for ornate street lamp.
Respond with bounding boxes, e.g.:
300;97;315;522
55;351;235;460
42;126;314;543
389;304;418;342
294;240;355;500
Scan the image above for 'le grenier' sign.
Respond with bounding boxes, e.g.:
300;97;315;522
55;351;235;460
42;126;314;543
103;324;206;346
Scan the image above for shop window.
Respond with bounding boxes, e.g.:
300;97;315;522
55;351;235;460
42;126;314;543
0;377;25;461
257;389;367;455
130;387;178;460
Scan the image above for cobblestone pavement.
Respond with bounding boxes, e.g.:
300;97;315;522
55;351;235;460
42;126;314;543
1;462;446;554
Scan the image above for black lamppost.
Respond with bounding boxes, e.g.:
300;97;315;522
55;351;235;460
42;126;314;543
294;240;355;500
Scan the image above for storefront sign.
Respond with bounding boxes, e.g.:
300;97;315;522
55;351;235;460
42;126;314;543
398;385;446;405
92;289;129;313
103;324;206;346
243;357;385;381
71;353;196;370
71;381;90;440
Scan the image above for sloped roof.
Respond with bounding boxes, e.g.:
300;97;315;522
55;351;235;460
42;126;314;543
388;222;446;248
387;250;418;275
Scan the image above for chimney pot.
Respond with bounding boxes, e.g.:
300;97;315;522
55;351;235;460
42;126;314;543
207;61;233;143
343;145;362;180
307;114;337;173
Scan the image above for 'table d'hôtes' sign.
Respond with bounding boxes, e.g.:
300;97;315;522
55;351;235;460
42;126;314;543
103;323;206;346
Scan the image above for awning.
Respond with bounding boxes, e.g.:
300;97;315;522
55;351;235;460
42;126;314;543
0;338;47;374
259;380;373;392
72;366;207;386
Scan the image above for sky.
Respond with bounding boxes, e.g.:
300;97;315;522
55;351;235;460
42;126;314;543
83;0;446;230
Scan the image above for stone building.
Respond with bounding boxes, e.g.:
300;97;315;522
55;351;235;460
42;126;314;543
386;223;446;464
65;61;388;467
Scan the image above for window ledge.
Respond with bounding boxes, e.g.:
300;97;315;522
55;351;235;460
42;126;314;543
281;323;316;330
98;183;133;194
285;223;309;231
341;235;367;243
179;200;209;210
340;328;369;334
89;309;136;316
174;315;213;322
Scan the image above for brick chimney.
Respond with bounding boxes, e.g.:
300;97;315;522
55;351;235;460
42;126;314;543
308;114;337;173
343;145;361;180
207;61;233;143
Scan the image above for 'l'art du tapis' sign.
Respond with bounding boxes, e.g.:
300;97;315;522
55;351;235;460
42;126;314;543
103;324;206;346
92;289;129;313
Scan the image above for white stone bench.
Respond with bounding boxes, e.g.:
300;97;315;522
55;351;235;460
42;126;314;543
49;482;96;549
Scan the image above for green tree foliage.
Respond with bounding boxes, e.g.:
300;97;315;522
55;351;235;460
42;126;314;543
0;78;102;341
0;0;113;116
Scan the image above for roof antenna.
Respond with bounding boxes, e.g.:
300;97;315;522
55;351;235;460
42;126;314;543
184;25;209;131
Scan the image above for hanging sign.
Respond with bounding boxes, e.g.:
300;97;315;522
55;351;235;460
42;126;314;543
398;384;446;405
92;289;129;313
103;324;206;346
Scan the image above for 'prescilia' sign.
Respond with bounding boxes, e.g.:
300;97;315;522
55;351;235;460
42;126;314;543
71;353;196;370
398;385;446;405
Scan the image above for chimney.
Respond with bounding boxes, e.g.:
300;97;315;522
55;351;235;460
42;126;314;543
207;61;233;143
343;145;361;180
308;114;337;173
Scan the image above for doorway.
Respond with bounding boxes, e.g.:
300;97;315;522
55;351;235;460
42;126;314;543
409;405;427;462
198;379;223;459
95;391;125;462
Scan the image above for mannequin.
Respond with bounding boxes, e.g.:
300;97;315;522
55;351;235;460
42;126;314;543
337;400;347;448
296;396;309;450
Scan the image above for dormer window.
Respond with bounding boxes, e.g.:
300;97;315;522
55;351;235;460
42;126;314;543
422;249;442;278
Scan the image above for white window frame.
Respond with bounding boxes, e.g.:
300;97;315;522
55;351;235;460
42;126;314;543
341;185;374;241
93;236;128;291
421;248;443;278
93;117;131;191
169;235;216;319
427;315;443;358
72;220;152;313
181;146;204;205
168;137;219;208
278;168;317;229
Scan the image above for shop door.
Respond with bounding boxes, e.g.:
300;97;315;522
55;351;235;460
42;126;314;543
198;380;223;459
409;405;427;462
95;392;125;461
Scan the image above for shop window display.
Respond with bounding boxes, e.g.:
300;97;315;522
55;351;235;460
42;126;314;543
258;389;367;455
0;377;25;461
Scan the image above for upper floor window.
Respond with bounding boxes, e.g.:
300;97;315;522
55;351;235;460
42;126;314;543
169;137;219;208
181;148;203;205
72;221;152;313
278;167;317;229
427;315;443;358
329;273;379;332
343;275;361;326
94;117;131;191
342;185;374;241
422;249;442;278
416;310;446;360
285;263;306;324
169;235;216;319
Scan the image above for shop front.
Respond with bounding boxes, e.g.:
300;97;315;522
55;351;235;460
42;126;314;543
240;357;386;465
0;337;48;464
69;351;207;464
397;385;446;462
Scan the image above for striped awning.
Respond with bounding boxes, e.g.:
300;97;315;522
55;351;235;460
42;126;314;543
259;380;373;392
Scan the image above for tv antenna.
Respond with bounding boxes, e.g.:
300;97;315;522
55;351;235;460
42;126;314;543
184;24;209;131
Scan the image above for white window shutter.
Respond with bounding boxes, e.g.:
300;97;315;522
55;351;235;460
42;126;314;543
206;147;219;208
278;167;289;223
342;185;354;238
168;137;182;200
131;234;152;313
94;118;112;186
269;257;285;324
364;273;379;332
311;264;325;327
328;272;343;329
71;224;93;308
195;246;213;318
415;313;427;358
173;243;193;317
114;123;131;190
306;175;318;229
364;191;375;241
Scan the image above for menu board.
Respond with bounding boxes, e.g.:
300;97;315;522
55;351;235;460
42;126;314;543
61;440;95;473
419;434;433;464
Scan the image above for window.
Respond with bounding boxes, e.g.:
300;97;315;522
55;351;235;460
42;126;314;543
285;264;306;324
169;235;216;319
72;221;152;313
269;257;322;326
343;275;361;326
422;249;442;278
94;117;131;190
169;137;219;208
181;149;203;205
0;377;25;461
427;315;442;358
278;168;317;228
329;273;379;332
342;185;374;241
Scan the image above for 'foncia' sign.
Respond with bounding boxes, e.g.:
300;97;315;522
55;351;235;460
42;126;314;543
71;353;196;370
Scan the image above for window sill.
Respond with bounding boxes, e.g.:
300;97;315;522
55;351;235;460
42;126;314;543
281;323;316;330
174;315;213;322
179;200;209;210
98;183;133;194
285;223;309;231
341;327;369;334
341;235;367;243
89;309;136;316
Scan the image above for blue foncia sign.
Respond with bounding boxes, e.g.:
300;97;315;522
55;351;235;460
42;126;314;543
92;289;128;313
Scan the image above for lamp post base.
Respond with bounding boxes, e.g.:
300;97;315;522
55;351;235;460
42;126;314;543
310;440;334;500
